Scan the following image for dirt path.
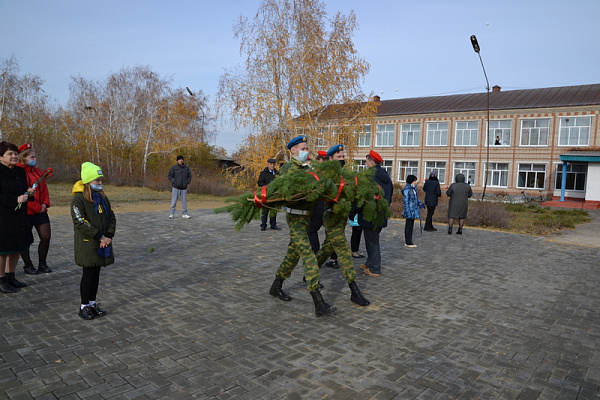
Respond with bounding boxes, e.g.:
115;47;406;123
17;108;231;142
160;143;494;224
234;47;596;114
48;200;226;216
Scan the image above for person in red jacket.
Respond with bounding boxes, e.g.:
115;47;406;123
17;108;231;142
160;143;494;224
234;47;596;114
17;144;52;274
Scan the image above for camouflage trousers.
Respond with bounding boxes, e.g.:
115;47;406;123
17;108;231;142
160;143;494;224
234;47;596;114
275;213;321;292
315;211;356;284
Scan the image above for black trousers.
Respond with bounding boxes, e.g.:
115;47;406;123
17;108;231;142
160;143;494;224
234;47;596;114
80;266;101;304
350;226;363;252
425;205;436;229
261;208;277;228
404;219;415;245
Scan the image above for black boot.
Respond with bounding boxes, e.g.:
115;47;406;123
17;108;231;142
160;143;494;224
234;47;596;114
309;289;336;317
269;276;292;301
349;281;370;306
6;272;27;288
38;262;52;273
0;277;17;293
23;261;39;275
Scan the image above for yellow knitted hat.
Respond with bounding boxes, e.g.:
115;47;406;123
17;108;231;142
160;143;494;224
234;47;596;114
81;162;104;184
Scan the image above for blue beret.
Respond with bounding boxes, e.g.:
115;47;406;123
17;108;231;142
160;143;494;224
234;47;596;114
286;136;307;150
326;144;344;157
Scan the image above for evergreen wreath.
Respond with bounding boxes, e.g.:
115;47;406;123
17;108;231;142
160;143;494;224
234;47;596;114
216;160;391;231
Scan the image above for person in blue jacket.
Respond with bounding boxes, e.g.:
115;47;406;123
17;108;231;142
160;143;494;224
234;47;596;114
402;175;421;248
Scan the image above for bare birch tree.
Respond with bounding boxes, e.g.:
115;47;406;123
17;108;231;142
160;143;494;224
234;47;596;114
218;0;377;181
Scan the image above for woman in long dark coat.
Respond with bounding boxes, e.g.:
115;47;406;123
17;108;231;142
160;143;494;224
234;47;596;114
0;141;35;293
446;173;473;235
422;170;441;231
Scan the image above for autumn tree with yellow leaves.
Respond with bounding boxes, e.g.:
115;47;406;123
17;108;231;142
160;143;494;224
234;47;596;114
218;0;377;183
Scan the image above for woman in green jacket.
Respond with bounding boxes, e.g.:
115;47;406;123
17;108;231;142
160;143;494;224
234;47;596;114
71;162;116;320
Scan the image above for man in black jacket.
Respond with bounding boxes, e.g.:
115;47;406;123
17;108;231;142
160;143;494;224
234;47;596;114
257;158;280;230
168;155;192;219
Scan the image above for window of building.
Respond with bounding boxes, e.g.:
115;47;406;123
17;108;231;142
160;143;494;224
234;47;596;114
375;124;395;147
555;164;587;191
489;120;511;146
353;159;367;172
398;161;418;182
425;161;446;183
484;163;509;187
558;117;591;146
382;160;393;176
454;121;478;146
400;123;420;146
520;119;549;146
454;162;476;185
518;163;546;189
358;125;371;147
426;122;448;146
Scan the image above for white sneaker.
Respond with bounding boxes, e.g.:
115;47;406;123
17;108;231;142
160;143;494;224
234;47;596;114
182;214;191;219
168;214;174;219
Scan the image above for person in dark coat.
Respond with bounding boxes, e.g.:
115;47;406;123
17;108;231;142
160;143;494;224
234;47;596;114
349;150;393;277
71;162;116;320
257;158;280;230
446;173;473;235
422;170;442;231
168;155;192;219
0;141;35;293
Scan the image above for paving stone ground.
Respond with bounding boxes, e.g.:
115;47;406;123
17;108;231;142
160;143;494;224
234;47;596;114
1;208;600;399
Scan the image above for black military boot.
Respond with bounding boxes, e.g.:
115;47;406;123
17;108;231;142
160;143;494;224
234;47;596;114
23;261;39;275
0;277;17;293
6;272;27;288
309;289;336;317
349;281;370;306
269;276;292;301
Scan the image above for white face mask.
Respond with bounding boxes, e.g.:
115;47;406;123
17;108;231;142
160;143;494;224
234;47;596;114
296;151;309;163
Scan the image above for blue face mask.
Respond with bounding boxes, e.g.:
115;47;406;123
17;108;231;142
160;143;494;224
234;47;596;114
27;160;37;167
90;184;103;191
296;151;309;163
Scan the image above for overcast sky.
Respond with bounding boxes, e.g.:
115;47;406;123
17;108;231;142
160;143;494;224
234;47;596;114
2;0;599;154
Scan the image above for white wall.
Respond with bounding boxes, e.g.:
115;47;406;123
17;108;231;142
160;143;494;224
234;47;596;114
586;163;600;201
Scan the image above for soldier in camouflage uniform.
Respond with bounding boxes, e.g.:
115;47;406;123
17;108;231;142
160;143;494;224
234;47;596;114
268;136;335;317
314;144;370;307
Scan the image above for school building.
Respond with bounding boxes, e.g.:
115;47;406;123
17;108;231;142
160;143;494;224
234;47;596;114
353;83;600;209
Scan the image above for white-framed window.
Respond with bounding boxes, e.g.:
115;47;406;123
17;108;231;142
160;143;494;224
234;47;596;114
454;162;476;185
520;119;549;146
518;163;546;189
426;122;448;146
489;120;511;146
454;121;478;146
484;162;509;187
400;123;420;146
357;125;371;147
398;161;418;182
555;164;587;191
375;124;395;147
425;161;446;183
558;117;591;146
353;159;367;172
381;160;393;176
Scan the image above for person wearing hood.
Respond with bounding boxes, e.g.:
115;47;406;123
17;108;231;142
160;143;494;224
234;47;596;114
71;162;116;320
422;170;442;232
446;173;473;235
402;175;421;248
17;143;53;274
350;150;393;277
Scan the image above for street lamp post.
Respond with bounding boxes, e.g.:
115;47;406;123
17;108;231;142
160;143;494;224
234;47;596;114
470;35;491;201
186;87;205;137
